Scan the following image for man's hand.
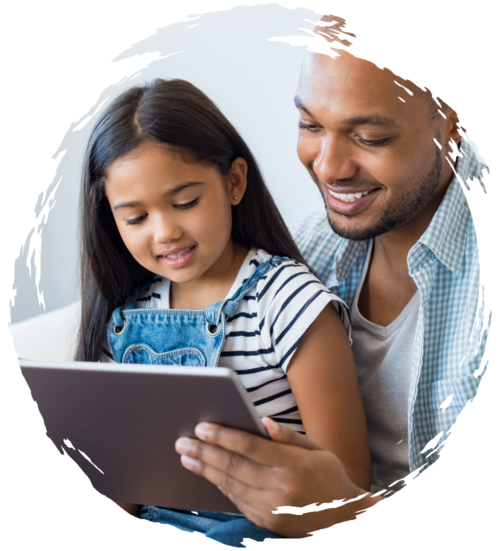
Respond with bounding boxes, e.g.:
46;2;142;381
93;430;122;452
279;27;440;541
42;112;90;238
175;417;382;538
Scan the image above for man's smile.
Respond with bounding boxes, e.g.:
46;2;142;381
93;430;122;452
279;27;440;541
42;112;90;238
328;189;373;203
324;186;381;215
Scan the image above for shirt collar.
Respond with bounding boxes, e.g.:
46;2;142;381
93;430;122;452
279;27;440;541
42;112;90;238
331;137;485;283
413;137;483;275
327;238;368;288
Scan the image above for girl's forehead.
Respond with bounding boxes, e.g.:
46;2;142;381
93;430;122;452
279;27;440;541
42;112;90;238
107;144;184;176
110;146;186;178
104;144;222;198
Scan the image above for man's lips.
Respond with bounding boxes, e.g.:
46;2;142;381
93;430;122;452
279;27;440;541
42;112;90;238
324;186;381;215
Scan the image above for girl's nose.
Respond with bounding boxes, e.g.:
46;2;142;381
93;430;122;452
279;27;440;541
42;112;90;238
313;136;358;184
152;214;182;244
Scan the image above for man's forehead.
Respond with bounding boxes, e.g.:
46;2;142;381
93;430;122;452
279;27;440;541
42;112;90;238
296;51;428;122
298;51;394;96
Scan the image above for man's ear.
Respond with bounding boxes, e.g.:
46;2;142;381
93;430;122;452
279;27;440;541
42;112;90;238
228;157;248;206
442;105;464;146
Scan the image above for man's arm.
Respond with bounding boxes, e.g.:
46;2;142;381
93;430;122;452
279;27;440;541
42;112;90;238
175;417;383;538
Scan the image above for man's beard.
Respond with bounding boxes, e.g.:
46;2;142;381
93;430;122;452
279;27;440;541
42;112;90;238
321;147;443;241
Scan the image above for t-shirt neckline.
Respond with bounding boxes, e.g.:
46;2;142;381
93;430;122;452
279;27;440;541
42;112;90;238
159;247;262;309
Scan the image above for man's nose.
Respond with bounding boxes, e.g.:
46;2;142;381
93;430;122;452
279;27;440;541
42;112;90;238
152;213;182;243
313;136;358;184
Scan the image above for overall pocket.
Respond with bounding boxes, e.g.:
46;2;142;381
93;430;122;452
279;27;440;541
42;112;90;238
122;344;206;366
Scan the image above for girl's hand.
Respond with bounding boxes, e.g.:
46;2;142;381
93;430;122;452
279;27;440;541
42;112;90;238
175;417;383;538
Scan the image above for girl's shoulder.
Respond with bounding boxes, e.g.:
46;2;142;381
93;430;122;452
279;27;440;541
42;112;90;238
241;249;351;364
248;249;346;323
251;248;328;296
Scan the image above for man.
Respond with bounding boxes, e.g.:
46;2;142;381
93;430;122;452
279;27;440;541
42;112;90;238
173;33;487;541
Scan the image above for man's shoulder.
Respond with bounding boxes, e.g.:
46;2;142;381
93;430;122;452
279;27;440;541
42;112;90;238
292;211;347;264
292;210;337;240
292;210;369;289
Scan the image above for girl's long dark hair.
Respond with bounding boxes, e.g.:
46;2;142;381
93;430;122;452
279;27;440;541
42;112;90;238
76;78;308;362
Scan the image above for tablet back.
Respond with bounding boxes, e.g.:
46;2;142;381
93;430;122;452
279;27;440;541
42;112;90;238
20;360;267;513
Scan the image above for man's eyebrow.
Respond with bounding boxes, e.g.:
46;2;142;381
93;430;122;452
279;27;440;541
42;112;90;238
294;95;314;117
342;115;400;128
294;97;399;129
113;182;203;210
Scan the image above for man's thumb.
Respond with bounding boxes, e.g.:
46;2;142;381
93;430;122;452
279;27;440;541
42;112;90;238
261;417;323;451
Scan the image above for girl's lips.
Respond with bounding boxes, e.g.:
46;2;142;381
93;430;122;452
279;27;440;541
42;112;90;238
325;187;381;215
158;246;196;268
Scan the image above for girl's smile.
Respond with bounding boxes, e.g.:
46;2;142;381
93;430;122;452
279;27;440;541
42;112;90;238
157;245;196;268
104;143;249;308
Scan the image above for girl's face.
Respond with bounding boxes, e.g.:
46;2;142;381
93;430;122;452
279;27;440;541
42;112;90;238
104;144;247;285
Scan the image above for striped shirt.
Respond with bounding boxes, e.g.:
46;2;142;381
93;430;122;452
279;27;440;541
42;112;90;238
103;248;350;433
293;136;489;474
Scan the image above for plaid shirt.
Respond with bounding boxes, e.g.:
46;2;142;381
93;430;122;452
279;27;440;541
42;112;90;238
293;137;489;474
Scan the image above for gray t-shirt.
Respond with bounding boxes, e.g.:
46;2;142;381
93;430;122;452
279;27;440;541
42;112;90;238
351;242;420;494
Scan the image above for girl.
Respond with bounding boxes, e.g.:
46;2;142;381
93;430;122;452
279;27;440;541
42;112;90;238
77;78;369;540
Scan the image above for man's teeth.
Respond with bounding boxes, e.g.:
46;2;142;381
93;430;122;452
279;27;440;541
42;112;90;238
328;190;371;203
165;247;192;259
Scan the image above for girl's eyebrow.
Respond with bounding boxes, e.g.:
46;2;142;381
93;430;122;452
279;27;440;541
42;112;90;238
113;182;204;210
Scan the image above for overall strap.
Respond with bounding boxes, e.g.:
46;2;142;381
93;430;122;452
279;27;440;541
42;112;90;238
109;280;155;329
204;255;289;327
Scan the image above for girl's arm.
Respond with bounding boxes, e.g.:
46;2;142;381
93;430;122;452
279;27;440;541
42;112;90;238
285;303;371;491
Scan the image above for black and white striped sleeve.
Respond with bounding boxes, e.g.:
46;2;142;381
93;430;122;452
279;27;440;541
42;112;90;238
255;260;351;373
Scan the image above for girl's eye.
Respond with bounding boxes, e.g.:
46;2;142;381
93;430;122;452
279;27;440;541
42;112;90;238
174;198;199;210
125;214;147;226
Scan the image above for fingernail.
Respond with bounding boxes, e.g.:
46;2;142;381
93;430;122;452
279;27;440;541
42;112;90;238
195;423;213;439
180;455;199;470
175;437;193;454
262;417;278;429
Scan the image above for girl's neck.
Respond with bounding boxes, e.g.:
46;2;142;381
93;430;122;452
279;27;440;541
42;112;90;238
170;239;250;310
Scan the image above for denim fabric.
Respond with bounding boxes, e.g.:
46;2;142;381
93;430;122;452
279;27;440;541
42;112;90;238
107;256;284;366
138;506;282;546
110;257;288;542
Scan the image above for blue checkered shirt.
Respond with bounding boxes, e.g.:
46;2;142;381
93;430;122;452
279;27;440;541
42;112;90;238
293;137;489;474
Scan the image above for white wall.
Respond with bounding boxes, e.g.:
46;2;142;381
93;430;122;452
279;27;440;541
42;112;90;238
10;5;325;322
9;4;323;322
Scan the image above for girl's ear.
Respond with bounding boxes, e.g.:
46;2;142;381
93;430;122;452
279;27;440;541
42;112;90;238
228;157;248;206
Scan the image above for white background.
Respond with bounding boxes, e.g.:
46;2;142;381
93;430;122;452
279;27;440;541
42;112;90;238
10;3;328;323
9;4;488;322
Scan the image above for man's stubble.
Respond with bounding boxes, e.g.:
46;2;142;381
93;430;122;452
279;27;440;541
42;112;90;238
320;144;443;242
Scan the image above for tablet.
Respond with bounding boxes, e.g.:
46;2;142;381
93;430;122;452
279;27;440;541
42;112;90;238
20;359;268;513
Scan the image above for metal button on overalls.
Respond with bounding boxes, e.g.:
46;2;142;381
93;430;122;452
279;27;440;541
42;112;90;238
107;256;285;366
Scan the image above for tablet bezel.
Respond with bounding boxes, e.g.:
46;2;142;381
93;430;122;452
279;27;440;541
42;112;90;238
20;359;268;512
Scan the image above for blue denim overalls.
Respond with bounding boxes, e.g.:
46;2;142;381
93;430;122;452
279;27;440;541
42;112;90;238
110;255;289;541
107;255;286;366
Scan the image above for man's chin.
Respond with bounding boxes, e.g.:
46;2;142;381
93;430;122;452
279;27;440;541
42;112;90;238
326;216;395;241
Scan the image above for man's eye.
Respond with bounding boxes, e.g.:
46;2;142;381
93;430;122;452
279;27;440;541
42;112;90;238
175;198;199;210
299;121;321;132
125;214;147;226
357;136;393;147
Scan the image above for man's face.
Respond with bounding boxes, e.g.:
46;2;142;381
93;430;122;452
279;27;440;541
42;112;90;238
295;51;447;241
